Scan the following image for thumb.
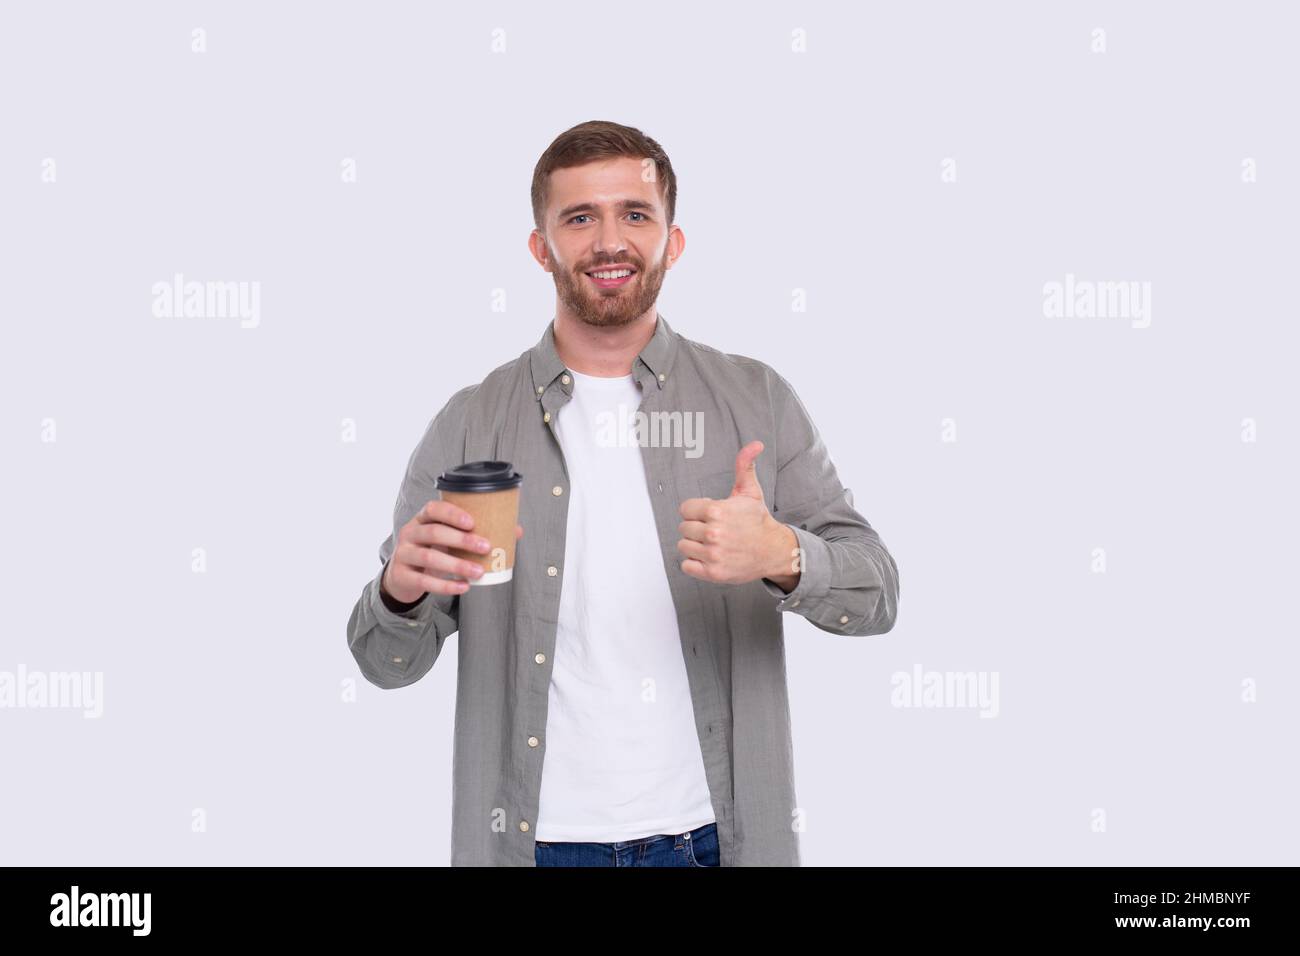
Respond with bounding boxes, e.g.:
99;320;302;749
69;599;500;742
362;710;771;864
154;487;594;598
730;440;765;501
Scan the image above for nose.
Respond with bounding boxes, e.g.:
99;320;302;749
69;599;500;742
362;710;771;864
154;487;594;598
594;214;627;260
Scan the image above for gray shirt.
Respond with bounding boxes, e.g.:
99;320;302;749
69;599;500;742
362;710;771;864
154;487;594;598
346;313;900;865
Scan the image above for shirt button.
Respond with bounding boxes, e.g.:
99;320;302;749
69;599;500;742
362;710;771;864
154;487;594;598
534;652;546;664
392;657;403;663
551;485;563;496
527;736;539;747
839;614;849;624
547;565;558;577
658;372;666;382
537;385;544;394
543;412;551;423
406;620;419;628
656;482;663;492
561;374;571;385
790;599;800;608
519;820;530;832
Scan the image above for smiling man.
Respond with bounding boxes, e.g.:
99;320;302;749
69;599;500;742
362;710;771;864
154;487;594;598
346;120;900;867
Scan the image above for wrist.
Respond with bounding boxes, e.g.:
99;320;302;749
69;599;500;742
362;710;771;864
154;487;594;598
380;561;426;609
762;519;800;585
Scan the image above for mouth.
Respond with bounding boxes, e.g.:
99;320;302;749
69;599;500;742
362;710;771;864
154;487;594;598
584;266;637;289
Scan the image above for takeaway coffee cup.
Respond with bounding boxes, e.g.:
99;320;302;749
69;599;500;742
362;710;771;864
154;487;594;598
435;460;523;585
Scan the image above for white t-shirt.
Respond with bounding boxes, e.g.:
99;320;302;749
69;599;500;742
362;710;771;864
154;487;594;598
534;367;717;841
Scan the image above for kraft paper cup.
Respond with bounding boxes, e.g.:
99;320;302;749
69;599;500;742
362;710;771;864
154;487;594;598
435;461;523;586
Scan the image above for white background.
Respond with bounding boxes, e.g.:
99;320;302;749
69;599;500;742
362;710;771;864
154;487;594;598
1;1;1296;864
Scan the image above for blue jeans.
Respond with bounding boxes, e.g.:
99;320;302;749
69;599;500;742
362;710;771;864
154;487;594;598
534;821;720;867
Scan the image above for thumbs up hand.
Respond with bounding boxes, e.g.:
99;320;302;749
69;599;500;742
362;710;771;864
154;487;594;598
677;440;802;588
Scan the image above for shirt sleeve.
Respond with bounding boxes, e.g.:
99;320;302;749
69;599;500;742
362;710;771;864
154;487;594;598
346;389;472;688
758;371;900;636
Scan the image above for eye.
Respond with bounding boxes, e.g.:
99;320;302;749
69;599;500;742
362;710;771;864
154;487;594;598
627;212;648;222
568;214;591;224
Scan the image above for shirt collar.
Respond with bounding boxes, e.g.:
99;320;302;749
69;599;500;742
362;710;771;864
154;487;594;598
529;311;677;398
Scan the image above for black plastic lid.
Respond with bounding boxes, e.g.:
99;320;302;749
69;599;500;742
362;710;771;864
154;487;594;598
435;460;523;493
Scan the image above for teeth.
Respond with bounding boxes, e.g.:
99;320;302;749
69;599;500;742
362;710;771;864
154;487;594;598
590;270;632;279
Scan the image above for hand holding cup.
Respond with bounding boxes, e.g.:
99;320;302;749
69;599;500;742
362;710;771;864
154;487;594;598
383;502;524;601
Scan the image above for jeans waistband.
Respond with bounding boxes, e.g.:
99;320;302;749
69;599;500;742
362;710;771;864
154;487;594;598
617;821;716;848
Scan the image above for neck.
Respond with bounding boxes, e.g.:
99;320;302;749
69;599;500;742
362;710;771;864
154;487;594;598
553;308;658;377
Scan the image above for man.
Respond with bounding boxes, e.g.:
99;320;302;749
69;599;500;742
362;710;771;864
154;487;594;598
346;120;900;867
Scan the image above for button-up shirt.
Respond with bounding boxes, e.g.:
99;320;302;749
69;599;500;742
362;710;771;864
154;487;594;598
346;313;900;865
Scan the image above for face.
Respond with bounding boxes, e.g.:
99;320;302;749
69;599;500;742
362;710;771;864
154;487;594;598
531;156;683;329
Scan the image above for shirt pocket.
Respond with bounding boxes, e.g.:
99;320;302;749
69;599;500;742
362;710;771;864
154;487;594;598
694;469;735;502
693;465;774;511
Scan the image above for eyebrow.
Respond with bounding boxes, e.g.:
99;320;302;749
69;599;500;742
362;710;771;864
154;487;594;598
556;198;656;221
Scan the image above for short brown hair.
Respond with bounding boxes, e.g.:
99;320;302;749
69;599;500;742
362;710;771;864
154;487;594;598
531;120;677;232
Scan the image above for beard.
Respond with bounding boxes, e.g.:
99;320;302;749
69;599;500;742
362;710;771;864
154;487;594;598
550;242;669;329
